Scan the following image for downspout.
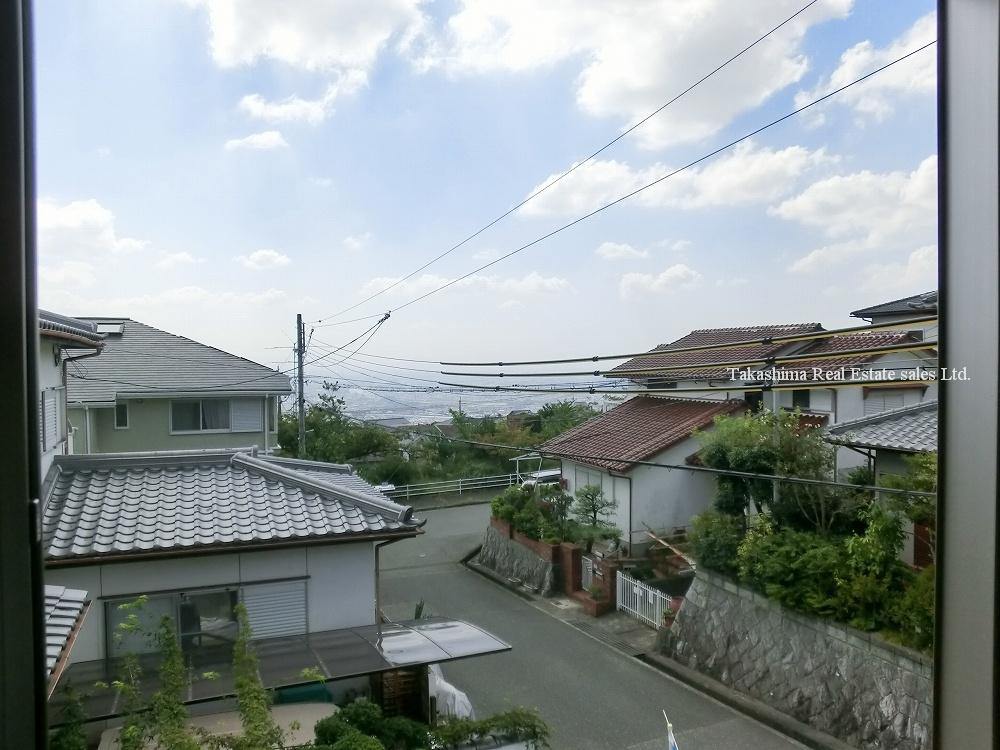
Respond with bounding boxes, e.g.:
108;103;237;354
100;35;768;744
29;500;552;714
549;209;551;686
263;394;270;454
62;347;102;455
829;387;839;473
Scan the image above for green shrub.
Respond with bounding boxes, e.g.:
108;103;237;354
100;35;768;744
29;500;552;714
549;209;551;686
337;699;383;736
486;707;550;748
315;716;357;746
330;731;385;750
378;715;430;749
737;524;845;617
513;504;545;539
430;717;487;749
689;511;744;575
891;564;935;651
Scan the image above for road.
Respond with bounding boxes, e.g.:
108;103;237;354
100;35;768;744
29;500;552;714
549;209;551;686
380;505;805;750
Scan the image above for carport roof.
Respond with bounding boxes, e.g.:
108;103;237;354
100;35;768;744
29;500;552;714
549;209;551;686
49;618;511;723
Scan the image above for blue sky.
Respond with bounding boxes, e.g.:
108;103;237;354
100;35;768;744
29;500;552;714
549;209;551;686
34;0;937;387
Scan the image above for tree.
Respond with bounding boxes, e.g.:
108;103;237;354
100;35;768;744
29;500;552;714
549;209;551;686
278;381;400;465
882;452;937;561
697;409;865;534
227;604;284;750
572;484;618;552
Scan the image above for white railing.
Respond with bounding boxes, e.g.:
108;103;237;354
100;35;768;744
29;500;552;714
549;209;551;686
383;473;518;501
616;570;672;630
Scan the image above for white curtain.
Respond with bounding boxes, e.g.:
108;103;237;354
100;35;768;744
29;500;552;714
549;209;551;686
201;399;230;429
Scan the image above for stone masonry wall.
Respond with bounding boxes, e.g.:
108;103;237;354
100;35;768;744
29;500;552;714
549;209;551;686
475;525;556;596
662;571;932;750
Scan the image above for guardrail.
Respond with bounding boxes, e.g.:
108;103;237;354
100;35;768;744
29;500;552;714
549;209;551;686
383;474;518;501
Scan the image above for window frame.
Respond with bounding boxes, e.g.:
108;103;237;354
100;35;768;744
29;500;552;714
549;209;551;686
169;397;232;434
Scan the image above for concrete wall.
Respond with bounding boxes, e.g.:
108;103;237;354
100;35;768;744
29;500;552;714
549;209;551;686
45;541;377;664
475;524;555;596
663;571;932;750
68;396;279;454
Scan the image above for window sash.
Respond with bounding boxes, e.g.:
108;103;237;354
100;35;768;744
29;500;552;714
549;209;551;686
170;399;231;432
114;402;128;429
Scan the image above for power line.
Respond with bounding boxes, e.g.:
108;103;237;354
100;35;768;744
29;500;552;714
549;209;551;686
378;42;937;316
420;432;935;498
435;374;942;395
438;316;938;367
311;0;823;324
442;344;938;378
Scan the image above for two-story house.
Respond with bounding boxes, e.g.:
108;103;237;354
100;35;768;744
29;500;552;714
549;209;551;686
38;310;104;477
850;290;938;342
64;318;291;455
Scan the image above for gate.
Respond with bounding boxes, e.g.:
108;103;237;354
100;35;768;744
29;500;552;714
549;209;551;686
616;570;671;629
581;556;594;590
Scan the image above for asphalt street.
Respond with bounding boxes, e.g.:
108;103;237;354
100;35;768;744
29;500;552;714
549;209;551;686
380;504;806;750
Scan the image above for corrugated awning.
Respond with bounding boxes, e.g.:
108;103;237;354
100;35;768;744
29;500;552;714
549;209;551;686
49;618;510;724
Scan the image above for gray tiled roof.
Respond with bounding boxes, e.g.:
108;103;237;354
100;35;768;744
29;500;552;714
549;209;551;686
825;401;937;453
850;291;937;319
44;585;89;678
42;450;420;563
65;318;291;404
38;310;104;347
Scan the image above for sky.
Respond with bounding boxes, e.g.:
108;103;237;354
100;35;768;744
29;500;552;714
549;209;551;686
34;0;938;396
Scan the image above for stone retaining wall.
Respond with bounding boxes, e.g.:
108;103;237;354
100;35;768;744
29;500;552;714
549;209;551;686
475;525;556;596
662;571;932;749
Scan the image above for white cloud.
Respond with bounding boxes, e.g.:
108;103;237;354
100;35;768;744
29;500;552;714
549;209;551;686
77;286;288;310
595;241;648;260
358;271;571;298
776;155;937;273
499;299;524;310
236;249;292;270
620;264;702;297
795;12;936;125
224;130;288;151
309;176;334;188
472;247;505;262
187;0;426;72
154;251;204;270
96;146;112;159
39;261;98;289
415;0;852;149
238;70;367;125
667;240;693;253
520;141;834;218
715;277;749;287
38;198;147;255
861;246;936;293
343;233;372;253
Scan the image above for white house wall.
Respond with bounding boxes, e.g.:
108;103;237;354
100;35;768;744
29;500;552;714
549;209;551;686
560;437;716;549
560;460;631;546
38;337;66;477
45;541;377;664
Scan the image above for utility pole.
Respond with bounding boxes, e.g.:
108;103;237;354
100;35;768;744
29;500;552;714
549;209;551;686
296;313;306;458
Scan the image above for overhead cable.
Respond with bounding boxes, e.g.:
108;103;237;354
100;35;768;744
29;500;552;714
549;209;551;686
310;0;823;324
382;43;937;315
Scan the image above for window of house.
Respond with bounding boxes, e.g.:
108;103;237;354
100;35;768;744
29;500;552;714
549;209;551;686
40;389;59;451
863;389;906;416
745;392;763;411
115;402;129;429
792;389;811;410
646;378;678;390
231;398;263;433
171;398;231;432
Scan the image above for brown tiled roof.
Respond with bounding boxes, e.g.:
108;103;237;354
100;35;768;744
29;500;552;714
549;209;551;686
607;324;822;381
540;396;746;473
770;332;933;380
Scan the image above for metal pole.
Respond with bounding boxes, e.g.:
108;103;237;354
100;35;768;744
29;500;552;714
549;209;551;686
296;313;306;458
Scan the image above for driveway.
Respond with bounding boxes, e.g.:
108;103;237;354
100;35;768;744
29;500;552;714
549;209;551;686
380;505;805;750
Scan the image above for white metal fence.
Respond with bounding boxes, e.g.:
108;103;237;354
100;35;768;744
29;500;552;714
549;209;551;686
616;570;672;630
581;556;594;590
383;473;517;501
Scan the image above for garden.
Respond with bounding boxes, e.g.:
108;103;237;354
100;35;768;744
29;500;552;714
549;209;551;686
686;409;936;652
50;599;550;750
